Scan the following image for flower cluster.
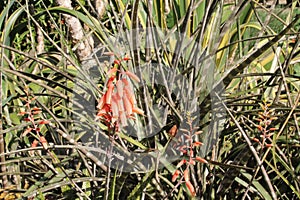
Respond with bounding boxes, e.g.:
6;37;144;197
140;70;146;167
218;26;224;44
96;59;144;130
171;116;207;197
18;87;50;151
253;102;277;148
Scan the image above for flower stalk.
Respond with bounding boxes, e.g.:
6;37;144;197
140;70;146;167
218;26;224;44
171;114;207;197
96;58;144;131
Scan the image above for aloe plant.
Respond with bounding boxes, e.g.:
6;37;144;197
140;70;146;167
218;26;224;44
1;0;300;199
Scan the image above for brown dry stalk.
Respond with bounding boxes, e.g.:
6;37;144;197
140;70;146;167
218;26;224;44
36;26;44;54
94;0;107;18
56;0;94;61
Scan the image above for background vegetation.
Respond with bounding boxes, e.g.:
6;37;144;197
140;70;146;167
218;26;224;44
1;0;300;199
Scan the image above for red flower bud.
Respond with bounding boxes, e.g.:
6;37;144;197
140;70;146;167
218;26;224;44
97;93;106;109
189;159;196;165
257;125;263;131
124;87;136;105
269;127;277;131
107;68;117;76
252;137;260;143
176;159;186;168
22;127;33;137
193;141;203;147
186;181;196;196
39;136;48;150
39;120;50;125
125;71;140;82
123;57;131;61
18;111;27;116
183;169;189;182
123;95;133;116
132;107;144;115
111;96;119;120
172;170;181;182
24;118;31;122
32;110;41;115
31;140;39;148
105;84;114;105
195;156;208;164
116;80;124;98
114;60;121;65
168;125;178;137
265;143;273;148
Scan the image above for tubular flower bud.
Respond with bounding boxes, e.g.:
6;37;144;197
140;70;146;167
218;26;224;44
195;156;208;164
176;159;186;168
39;136;48;150
193;141;203;147
105;83;114;105
172;170;181;182
123;95;133;116
96;69;144;130
183;169;190;182
111;96;119;120
186;181;196;196
132;107;144;115
116;80;124;98
125;71;140;82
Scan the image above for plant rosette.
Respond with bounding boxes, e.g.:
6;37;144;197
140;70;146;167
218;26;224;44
71;27;226;172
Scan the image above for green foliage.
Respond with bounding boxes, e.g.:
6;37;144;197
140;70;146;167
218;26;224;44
1;0;300;199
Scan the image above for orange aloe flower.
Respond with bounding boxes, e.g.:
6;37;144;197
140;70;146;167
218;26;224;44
195;156;208;164
116;80;124;98
172;170;181;182
132;107;144;115
111;95;119;120
123;94;133;116
22;127;33;137
183;169;190;182
114;60;121;65
192;141;203;147
168;124;178;137
39;136;48;150
96;69;143;130
18;111;27;115
107;68;117;76
31;140;39;148
124;86;136;105
38;120;50;125
105;83;114;105
186;181;196;196
176;159;186;168
123;57;131;61
125;71;140;82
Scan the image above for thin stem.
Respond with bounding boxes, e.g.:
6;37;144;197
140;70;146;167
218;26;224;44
215;92;277;199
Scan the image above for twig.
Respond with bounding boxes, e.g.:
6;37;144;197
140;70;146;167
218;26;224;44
215;92;277;199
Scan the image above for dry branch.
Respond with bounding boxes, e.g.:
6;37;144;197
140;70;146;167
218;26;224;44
56;0;94;61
